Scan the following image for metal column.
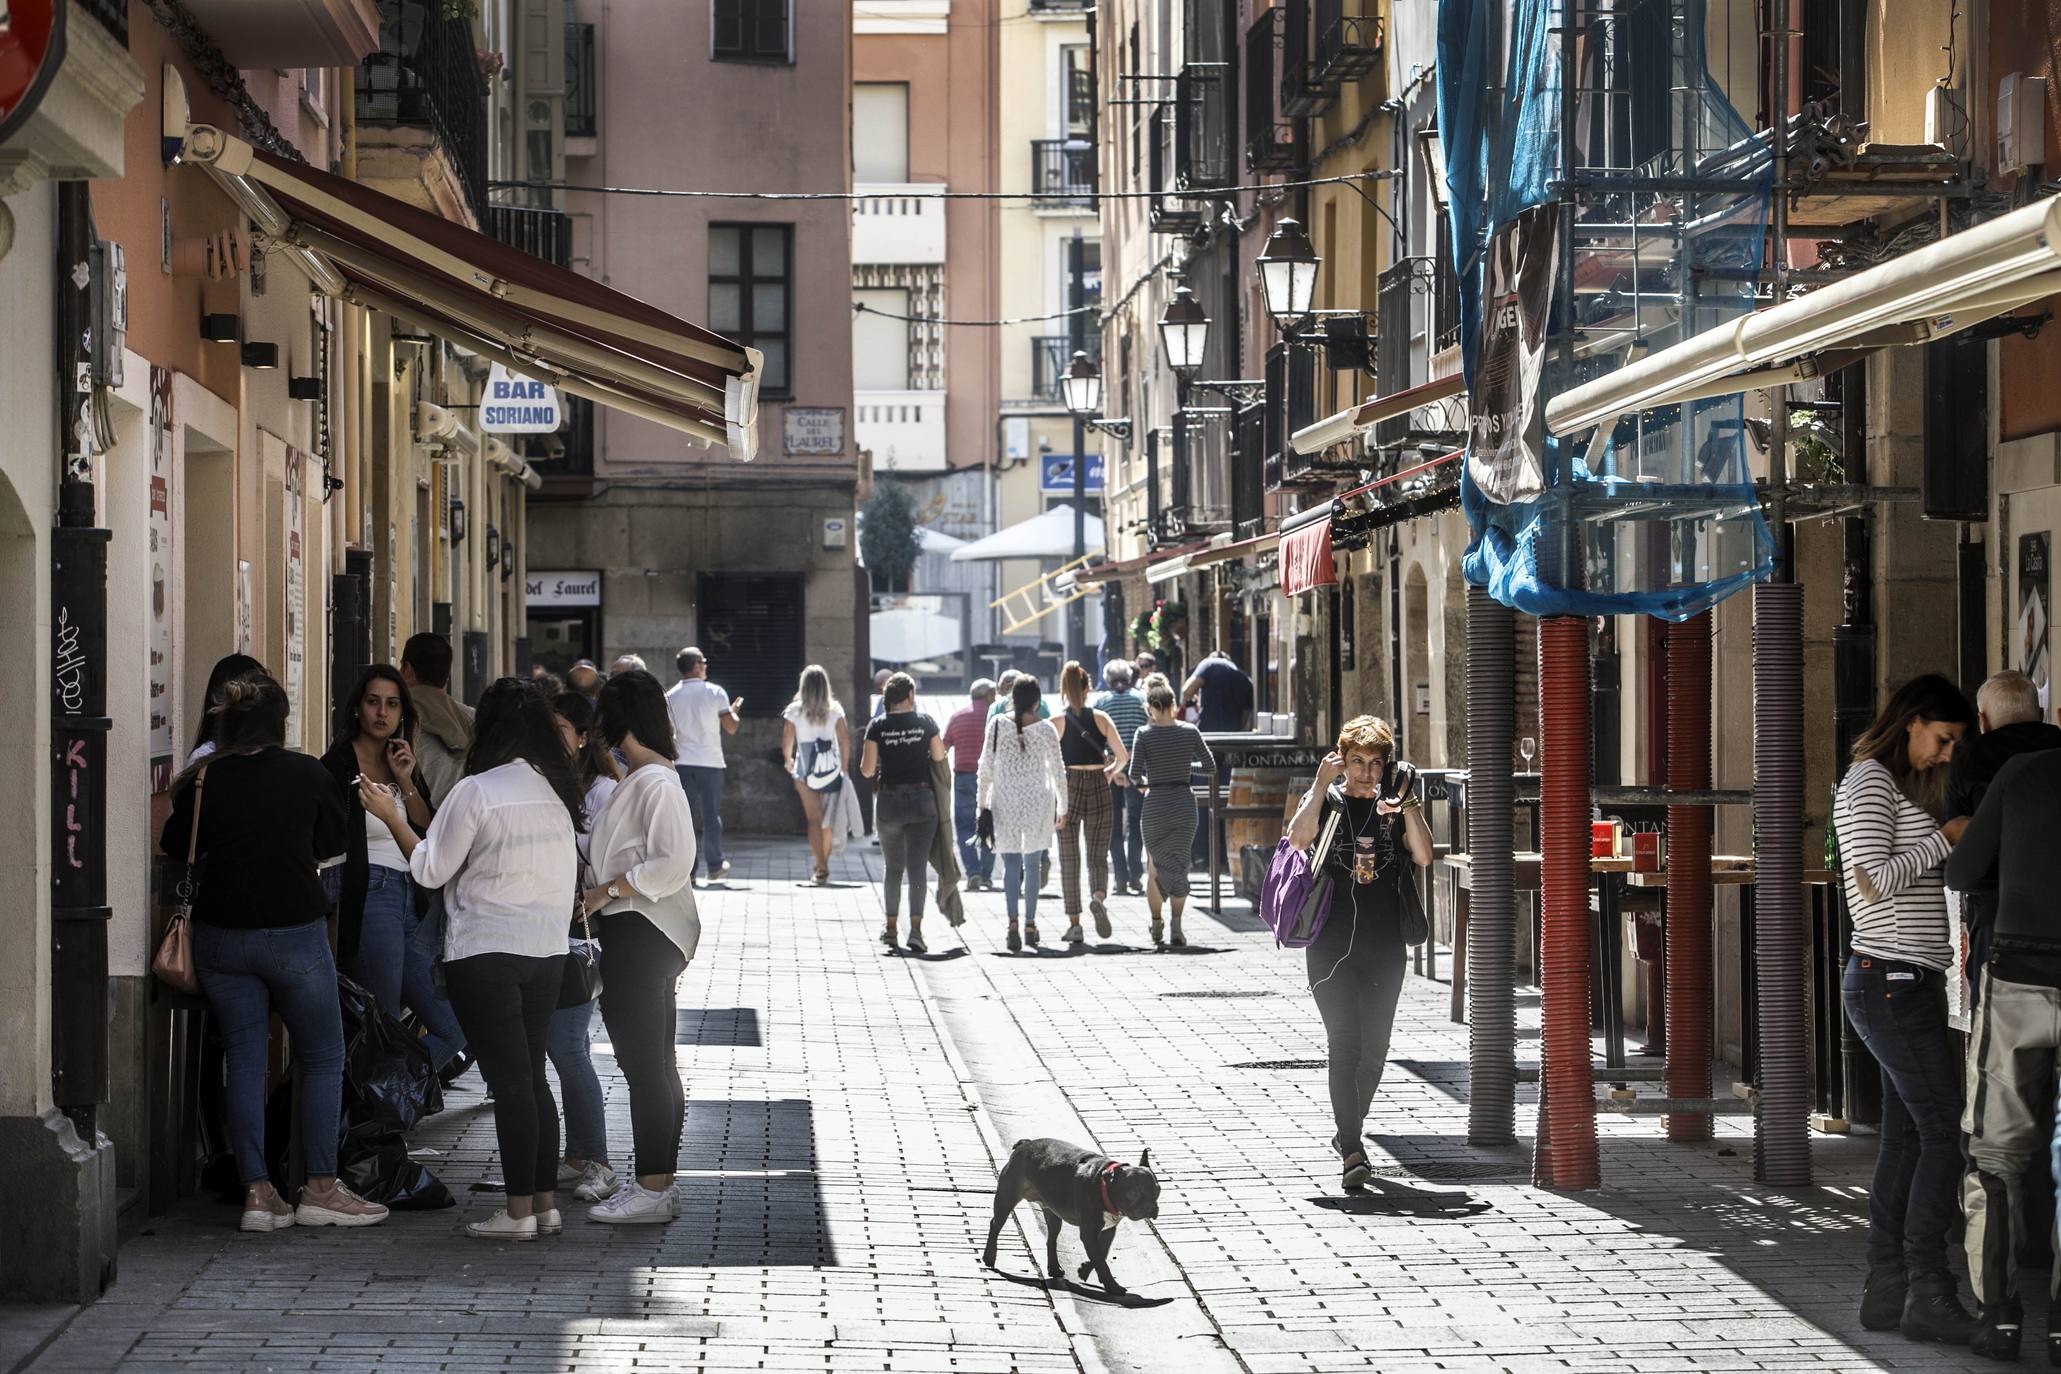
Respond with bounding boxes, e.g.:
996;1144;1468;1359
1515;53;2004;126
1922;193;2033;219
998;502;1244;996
1467;587;1518;1145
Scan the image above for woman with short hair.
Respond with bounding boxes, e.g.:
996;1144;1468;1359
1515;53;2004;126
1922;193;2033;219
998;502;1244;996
1834;674;1979;1342
1284;715;1432;1193
362;678;582;1241
860;671;946;952
1127;674;1216;949
584;669;701;1225
782;664;851;885
976;675;1067;952
160;673;387;1232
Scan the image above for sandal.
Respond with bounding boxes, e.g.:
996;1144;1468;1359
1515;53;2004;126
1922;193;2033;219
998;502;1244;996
904;929;927;955
1169;916;1186;948
880;923;898;949
1342;1150;1372;1193
1149;915;1165;948
1006;922;1023;953
1024;919;1041;948
813;863;830;886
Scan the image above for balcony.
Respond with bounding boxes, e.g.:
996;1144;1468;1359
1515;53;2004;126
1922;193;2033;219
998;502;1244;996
530;395;595;498
1313;0;1383;85
856;390;949;473
1244;9;1299;173
564;22;597;140
487;204;574;268
1264;340;1328;489
1031;334;1101;403
1031;139;1095;208
355;0;489;226
174;0;380;66
1147;106;1201;234
1175;63;1232;190
852;184;947;265
1278;0;1336;117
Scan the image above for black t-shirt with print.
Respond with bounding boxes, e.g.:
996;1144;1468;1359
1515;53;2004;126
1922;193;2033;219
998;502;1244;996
866;711;940;787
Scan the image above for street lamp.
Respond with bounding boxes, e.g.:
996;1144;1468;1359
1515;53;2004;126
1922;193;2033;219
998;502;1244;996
1157;285;1209;378
1061;349;1102;419
1256;217;1321;334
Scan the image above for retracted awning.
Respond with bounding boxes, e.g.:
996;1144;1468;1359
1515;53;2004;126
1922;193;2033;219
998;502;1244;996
1546;193;2061;437
1186;529;1281;569
176;125;761;457
1291;373;1468;455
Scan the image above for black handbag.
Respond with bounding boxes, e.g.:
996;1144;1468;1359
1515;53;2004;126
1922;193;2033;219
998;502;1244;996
558;911;603;1009
1396;863;1429;946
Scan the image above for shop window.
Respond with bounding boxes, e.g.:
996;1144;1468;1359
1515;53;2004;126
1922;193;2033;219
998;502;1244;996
709;223;793;397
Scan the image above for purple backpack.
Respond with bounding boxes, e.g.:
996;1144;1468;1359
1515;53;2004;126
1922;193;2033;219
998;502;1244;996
1261;805;1341;948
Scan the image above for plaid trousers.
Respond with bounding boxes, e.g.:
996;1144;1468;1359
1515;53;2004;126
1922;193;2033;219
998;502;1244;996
1059;769;1113;915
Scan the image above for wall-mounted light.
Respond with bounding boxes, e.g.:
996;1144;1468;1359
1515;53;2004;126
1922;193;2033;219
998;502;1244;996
500;539;516;582
449;497;467;545
485;524;500;570
288;375;322;400
241;341;279;369
200;312;240;343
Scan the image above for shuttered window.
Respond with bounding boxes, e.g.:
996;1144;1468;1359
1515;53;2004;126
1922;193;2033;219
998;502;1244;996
697;574;805;719
712;0;791;64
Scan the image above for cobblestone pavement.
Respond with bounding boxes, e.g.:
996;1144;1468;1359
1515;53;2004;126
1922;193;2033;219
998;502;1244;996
8;836;2026;1372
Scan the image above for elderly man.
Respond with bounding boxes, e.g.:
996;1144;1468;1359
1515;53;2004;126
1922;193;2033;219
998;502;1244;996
945;680;998;889
609;652;648;677
567;659;603;701
1094;660;1149;895
1948;671;2061;1000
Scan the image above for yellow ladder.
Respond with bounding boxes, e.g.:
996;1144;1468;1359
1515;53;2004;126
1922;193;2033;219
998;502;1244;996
991;554;1100;636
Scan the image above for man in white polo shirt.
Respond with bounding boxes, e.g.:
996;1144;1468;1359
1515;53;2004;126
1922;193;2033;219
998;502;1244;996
665;646;741;883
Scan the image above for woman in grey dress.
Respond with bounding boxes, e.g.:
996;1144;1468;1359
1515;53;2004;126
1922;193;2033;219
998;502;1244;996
1128;674;1215;948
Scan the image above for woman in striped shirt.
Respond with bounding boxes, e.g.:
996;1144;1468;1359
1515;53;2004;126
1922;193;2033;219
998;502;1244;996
1834;673;1977;1343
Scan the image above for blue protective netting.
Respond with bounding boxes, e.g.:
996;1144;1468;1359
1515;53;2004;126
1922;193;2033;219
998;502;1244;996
1438;0;1775;621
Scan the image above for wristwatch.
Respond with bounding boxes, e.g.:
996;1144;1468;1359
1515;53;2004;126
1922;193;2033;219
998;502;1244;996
604;880;623;902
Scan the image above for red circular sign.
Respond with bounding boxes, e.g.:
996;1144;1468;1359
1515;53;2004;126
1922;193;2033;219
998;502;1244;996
0;1;61;129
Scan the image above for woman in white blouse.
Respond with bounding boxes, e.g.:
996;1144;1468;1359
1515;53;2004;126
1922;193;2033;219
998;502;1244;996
361;679;581;1242
781;664;850;885
583;669;700;1225
975;675;1067;952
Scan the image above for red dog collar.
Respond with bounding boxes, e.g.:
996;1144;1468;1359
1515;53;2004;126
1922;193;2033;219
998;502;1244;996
1099;1160;1125;1217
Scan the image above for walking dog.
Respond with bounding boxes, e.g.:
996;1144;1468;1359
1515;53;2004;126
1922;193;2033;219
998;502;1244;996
982;1138;1160;1293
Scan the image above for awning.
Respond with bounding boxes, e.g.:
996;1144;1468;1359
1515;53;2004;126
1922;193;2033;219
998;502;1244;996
1145;553;1192;585
1546;193;2061;436
1187;529;1281;570
949;505;1105;562
1291;374;1468;455
176;125;761;456
1281;521;1338;597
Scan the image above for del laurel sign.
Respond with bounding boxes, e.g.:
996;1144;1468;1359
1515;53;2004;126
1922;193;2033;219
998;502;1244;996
525;570;602;607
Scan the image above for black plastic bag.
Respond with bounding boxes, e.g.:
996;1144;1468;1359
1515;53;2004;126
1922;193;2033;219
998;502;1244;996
337;973;444;1137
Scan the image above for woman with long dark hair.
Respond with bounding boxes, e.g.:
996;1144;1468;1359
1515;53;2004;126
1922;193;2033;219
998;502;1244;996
160;674;388;1231
362;678;581;1241
1834;673;1978;1342
321;666;442;1034
975;675;1066;952
859;671;946;953
1128;674;1216;948
546;691;622;1204
1283;715;1431;1193
187;653;264;766
583;669;699;1224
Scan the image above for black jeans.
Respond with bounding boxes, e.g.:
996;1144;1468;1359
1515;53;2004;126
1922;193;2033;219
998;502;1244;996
1842;954;1963;1281
444;951;565;1199
599;912;689;1178
875;785;937;923
1305;893;1407;1154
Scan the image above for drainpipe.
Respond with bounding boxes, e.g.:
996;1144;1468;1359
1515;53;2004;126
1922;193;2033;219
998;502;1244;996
1665;610;1713;1142
1466;586;1517;1145
1537;614;1598;1188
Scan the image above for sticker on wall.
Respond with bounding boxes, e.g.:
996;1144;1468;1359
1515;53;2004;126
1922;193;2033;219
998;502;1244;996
2020;531;2050;714
284;446;306;745
148;367;177;791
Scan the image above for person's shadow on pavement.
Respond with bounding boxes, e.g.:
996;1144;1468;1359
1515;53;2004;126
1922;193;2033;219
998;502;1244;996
989;1267;1176;1309
1310;1178;1492;1219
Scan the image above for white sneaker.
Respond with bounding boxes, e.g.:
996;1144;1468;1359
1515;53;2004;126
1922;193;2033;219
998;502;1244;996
466;1209;538;1241
535;1208;564;1236
588;1181;677;1225
572;1161;620;1202
555;1159;584;1186
240;1204;295;1233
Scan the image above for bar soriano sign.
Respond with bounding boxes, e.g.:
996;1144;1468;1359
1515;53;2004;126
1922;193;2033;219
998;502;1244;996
481;363;563;433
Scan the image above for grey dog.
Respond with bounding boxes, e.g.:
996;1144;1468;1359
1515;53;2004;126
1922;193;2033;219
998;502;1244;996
982;1137;1161;1293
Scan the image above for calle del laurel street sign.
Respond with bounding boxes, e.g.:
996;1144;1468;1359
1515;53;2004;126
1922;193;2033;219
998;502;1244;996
480;362;563;434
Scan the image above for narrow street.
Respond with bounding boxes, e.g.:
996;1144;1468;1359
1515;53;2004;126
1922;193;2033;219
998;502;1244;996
8;841;2011;1374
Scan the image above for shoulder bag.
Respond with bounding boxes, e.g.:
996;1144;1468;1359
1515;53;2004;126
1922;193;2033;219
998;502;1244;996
558;909;604;1008
153;770;206;995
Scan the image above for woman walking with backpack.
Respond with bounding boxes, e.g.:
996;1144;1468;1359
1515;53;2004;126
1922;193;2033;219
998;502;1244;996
976;675;1067;952
782;664;851;885
1053;660;1130;944
1283;715;1431;1193
1127;674;1216;949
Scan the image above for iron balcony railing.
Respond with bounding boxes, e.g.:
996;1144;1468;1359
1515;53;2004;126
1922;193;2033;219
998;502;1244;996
486;204;574;268
1312;0;1383;84
1148;106;1200;234
1278;0;1334;117
1373;259;1418;450
1175;62;1231;190
1244;9;1298;173
1031;139;1095;204
1032;333;1100;402
357;0;490;222
564;23;597;138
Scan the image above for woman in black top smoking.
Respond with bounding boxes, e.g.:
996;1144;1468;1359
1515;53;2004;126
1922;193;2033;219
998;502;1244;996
861;671;947;953
1283;714;1432;1193
159;673;389;1232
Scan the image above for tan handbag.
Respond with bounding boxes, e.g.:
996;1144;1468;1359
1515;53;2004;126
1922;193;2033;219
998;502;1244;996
153;770;206;995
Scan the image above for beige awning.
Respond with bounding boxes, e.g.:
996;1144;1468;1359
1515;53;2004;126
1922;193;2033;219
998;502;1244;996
1291;373;1468;455
176;124;761;457
1546;193;2061;436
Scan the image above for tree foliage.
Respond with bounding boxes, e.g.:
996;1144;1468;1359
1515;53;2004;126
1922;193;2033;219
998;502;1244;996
861;483;921;592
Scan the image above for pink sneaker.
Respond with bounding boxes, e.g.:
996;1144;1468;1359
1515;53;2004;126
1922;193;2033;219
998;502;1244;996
295;1183;389;1228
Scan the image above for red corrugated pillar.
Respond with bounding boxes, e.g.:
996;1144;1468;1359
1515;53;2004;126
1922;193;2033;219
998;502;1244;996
1665;610;1714;1141
1537;615;1598;1188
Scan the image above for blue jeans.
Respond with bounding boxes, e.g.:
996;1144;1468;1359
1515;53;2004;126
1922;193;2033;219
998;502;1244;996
676;765;727;876
1843;955;1963;1280
1002;852;1044;924
547;994;608;1164
406;890;467;1069
342;865;411;1015
1109;783;1144;889
194;917;345;1184
954;773;992;881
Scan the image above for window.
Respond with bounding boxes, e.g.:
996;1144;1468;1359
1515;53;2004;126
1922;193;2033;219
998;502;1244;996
853;83;909;182
712;0;790;64
709;224;793;397
852;288;910;391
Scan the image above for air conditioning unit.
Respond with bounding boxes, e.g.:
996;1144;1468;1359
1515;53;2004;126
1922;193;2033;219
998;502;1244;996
1998;73;2047;177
